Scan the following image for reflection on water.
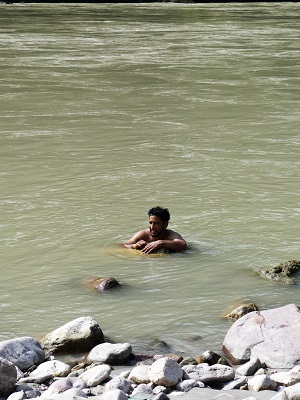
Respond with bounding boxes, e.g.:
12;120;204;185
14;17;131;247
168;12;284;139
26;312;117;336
0;2;299;356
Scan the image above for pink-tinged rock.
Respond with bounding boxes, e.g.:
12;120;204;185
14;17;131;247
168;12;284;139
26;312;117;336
222;304;300;368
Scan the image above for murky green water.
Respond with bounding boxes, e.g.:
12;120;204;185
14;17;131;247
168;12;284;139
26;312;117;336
0;2;299;357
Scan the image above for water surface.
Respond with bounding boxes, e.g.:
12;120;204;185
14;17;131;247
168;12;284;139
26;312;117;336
0;2;299;356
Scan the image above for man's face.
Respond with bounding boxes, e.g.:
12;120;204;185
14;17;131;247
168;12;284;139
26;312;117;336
148;215;167;238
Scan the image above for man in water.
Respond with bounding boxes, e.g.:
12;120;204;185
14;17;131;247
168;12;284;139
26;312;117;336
123;206;187;254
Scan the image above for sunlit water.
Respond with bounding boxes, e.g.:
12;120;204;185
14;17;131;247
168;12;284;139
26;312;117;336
0;2;299;357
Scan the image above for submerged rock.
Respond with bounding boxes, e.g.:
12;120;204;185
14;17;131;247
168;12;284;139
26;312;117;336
84;276;120;292
225;303;258;321
259;260;300;284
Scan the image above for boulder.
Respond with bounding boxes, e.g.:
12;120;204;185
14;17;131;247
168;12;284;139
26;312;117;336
40;316;104;355
0;337;45;370
149;357;183;387
182;363;235;384
86;342;132;365
0;357;17;397
222;304;300;368
259;260;300;284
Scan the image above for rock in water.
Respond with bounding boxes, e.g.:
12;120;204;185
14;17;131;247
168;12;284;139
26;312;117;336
259;260;300;284
226;303;258;321
84;276;120;292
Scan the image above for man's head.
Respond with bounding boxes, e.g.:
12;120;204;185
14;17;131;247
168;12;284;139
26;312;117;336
148;206;170;223
148;207;170;238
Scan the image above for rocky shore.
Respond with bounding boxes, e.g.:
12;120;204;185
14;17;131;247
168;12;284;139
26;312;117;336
0;304;300;400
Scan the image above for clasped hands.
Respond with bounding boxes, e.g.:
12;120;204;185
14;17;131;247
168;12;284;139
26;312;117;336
133;240;162;254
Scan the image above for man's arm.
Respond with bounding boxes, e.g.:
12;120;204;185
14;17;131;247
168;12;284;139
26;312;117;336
122;230;148;250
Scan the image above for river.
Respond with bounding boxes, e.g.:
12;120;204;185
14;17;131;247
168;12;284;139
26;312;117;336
0;2;299;357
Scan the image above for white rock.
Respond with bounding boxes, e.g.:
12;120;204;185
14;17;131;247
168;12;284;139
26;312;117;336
271;369;300;386
79;364;111;387
30;360;71;378
270;382;300;400
236;357;262;376
128;365;151;384
101;389;128;400
248;374;278;391
175;379;200;392
222;376;248;390
149;357;183;387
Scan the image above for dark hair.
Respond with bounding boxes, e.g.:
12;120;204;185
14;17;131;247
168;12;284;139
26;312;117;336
148;206;170;223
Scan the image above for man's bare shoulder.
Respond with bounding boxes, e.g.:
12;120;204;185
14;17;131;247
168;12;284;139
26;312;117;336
126;229;150;243
165;229;185;240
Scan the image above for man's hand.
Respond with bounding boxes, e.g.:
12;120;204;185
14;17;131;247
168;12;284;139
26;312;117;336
141;240;162;254
132;240;147;250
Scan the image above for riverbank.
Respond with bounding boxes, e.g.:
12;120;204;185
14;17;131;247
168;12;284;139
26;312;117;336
1;305;300;399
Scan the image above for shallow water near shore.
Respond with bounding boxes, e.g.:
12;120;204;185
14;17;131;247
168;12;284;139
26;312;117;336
0;2;299;357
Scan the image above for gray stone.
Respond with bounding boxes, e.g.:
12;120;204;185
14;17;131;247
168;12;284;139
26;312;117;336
44;377;87;396
86;342;132;365
0;337;45;371
149;357;183;387
105;376;131;393
183;363;235;384
40;316;104;355
223;304;300;368
175;379;203;392
131;383;153;396
0;356;17;397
